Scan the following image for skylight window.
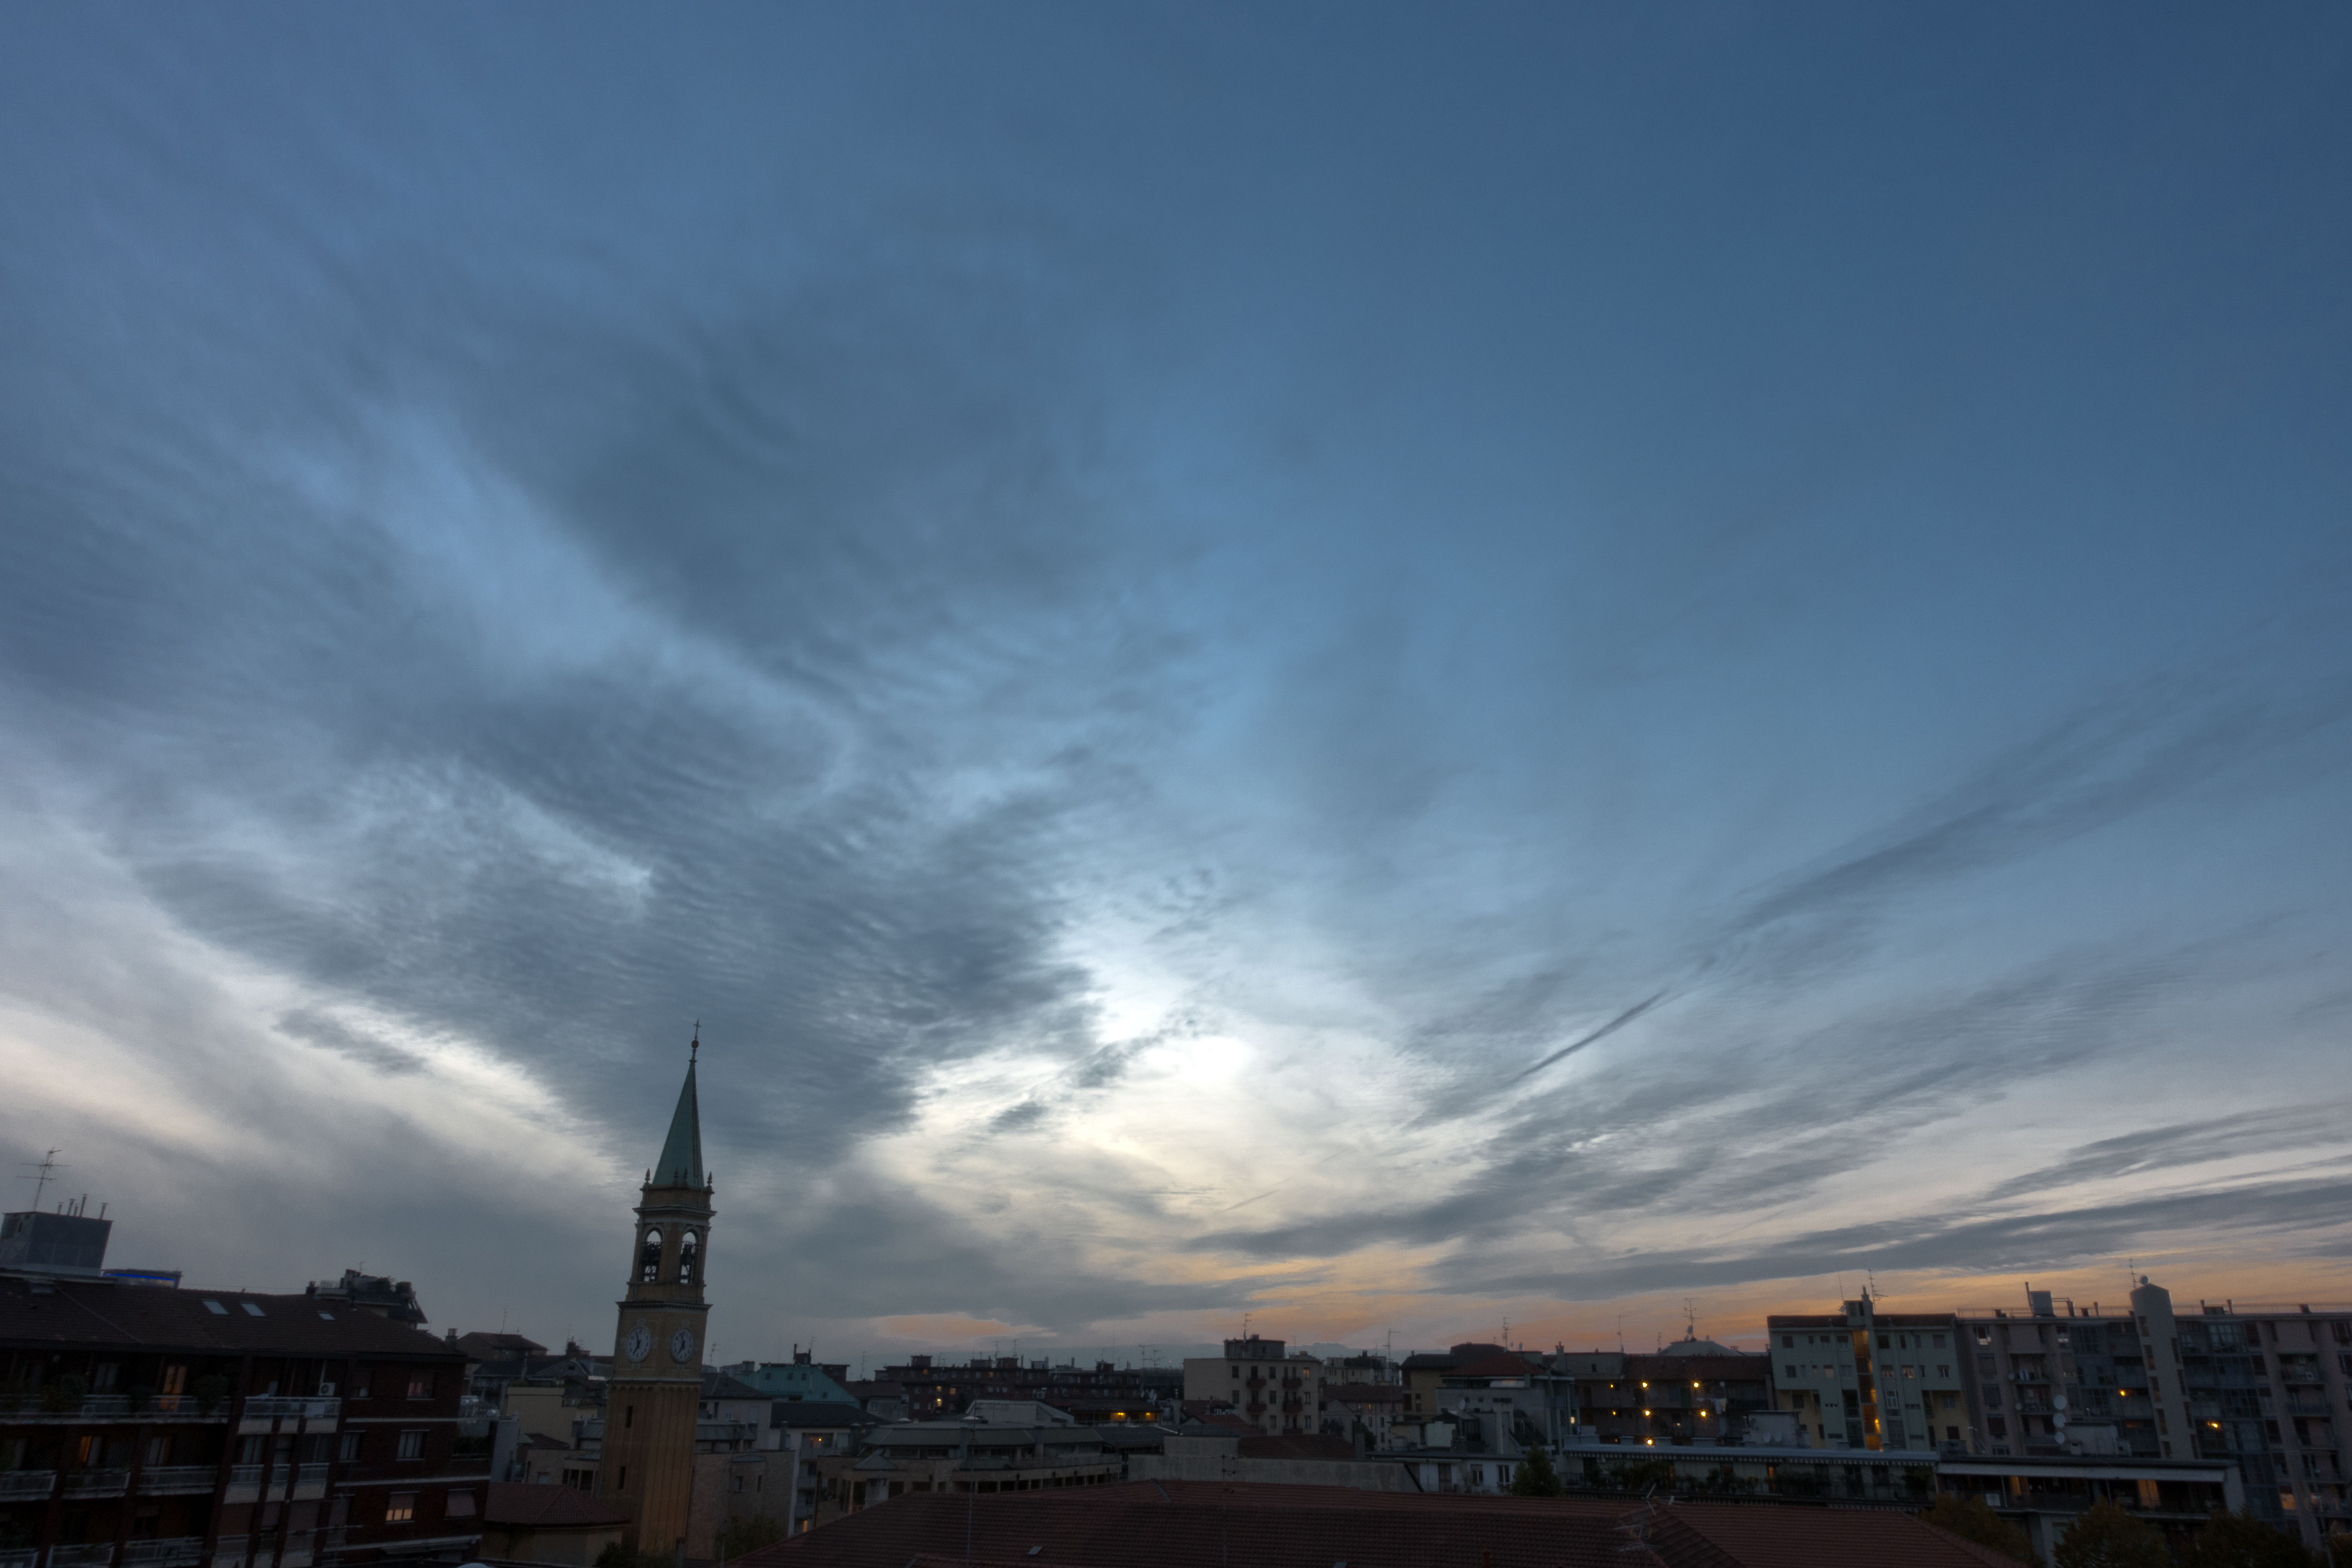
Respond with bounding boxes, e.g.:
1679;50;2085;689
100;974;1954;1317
319;1311;335;1320
242;1302;266;1317
203;1300;228;1315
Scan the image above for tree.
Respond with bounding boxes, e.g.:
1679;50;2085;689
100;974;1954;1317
2184;1512;2320;1568
2054;1501;2171;1568
1921;1492;2039;1564
716;1514;787;1562
1509;1446;1562;1497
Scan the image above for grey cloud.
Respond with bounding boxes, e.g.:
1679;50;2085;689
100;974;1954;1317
276;1009;429;1076
1978;1105;2352;1205
1448;1172;2352;1304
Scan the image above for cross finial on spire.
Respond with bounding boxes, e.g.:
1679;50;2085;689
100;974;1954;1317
691;1020;700;1060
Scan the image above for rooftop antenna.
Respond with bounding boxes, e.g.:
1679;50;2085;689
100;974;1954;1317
1684;1298;1700;1341
16;1149;64;1211
690;1021;700;1061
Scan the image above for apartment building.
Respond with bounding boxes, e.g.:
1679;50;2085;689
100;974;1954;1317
1765;1294;1969;1453
1179;1338;1323;1437
0;1215;485;1568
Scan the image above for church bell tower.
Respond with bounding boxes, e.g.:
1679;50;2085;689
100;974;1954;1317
600;1038;714;1556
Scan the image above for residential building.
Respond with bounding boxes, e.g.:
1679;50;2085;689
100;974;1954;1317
1130;1432;1408;1491
1766;1294;1969;1453
1318;1383;1407;1448
0;1227;487;1568
596;1044;714;1558
769;1404;878;1531
695;1374;770;1454
804;1415;1121;1525
1935;1450;2241;1563
1396;1343;1509;1417
1177;1338;1322;1436
475;1482;627;1566
876;1357;1176;1423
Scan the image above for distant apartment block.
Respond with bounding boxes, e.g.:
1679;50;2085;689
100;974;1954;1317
1766;1295;1969;1454
1179;1338;1323;1437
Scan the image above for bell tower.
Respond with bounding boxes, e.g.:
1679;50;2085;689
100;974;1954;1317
600;1036;714;1557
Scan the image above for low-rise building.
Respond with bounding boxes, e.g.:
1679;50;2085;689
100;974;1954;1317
805;1417;1121;1525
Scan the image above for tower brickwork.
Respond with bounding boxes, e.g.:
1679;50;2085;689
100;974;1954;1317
600;1046;714;1557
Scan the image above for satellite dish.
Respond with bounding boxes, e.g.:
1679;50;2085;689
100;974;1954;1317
2052;1395;2067;1412
2053;1413;2068;1428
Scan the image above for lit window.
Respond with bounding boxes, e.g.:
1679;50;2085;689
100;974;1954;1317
385;1492;416;1523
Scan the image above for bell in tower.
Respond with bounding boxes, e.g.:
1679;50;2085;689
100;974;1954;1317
600;1033;715;1556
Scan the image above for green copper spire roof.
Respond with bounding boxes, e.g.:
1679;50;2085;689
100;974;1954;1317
654;1035;704;1188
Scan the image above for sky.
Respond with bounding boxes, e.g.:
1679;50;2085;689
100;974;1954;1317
3;4;2349;1366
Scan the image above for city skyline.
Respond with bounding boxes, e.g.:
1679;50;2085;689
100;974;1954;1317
3;7;2349;1360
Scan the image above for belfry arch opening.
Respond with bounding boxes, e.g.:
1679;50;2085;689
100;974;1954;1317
639;1228;663;1283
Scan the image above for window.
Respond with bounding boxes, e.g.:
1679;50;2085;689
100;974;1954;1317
144;1437;170;1468
203;1300;228;1315
444;1491;475;1518
405;1376;432;1400
624;1406;634;1430
384;1493;416;1524
679;1230;699;1285
241;1302;265;1318
1937;1365;1950;1378
396;1431;426;1461
338;1433;363;1463
92;1363;121;1392
640;1228;664;1283
161;1365;187;1396
616;1467;628;1492
1933;1334;1947;1349
1782;1336;1795;1349
1987;1417;2007;1438
239;1436;268;1465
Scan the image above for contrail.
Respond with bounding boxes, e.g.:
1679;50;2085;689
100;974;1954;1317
1507;990;1669;1084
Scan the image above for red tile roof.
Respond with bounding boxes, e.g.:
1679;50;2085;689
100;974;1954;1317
483;1482;630;1529
737;1481;2014;1568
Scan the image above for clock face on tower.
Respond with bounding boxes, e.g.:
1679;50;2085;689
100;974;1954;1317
670;1327;697;1364
625;1324;652;1363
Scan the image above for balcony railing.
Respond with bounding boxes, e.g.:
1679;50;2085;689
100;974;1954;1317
210;1536;248;1567
0;1547;36;1568
0;1470;55;1499
64;1469;133;1497
138;1467;218;1495
239;1398;340;1421
122;1540;207;1567
49;1547;118;1568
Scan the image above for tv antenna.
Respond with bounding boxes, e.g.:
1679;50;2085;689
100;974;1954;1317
16;1149;64;1211
1684;1298;1700;1341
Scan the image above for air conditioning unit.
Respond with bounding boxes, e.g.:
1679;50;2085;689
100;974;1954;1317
318;1384;337;1396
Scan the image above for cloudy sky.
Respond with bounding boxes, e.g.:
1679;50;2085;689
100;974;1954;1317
4;6;2349;1363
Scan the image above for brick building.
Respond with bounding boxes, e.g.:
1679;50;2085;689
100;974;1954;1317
1179;1338;1322;1436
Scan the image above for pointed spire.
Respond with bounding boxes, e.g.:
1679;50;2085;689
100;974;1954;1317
653;1032;704;1188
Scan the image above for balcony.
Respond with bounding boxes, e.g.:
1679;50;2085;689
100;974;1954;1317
50;1548;118;1568
223;1465;264;1504
0;1548;36;1568
138;1467;218;1496
65;1468;133;1498
0;1470;55;1500
210;1537;248;1568
239;1398;340;1421
291;1464;329;1500
0;1396;226;1425
2283;1369;2324;1387
122;1540;207;1568
280;1535;315;1568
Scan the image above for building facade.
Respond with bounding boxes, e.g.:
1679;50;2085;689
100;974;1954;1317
1179;1338;1321;1437
1765;1295;1968;1454
596;1047;715;1558
0;1243;484;1568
